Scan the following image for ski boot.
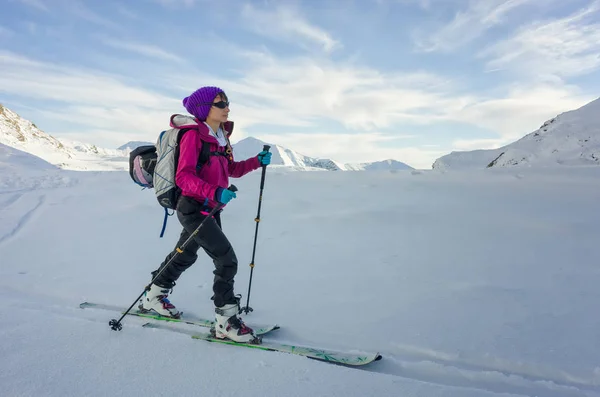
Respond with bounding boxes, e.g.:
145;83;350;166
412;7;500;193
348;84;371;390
213;300;260;344
138;283;181;318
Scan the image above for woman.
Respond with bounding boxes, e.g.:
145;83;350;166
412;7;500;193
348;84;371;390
139;86;271;343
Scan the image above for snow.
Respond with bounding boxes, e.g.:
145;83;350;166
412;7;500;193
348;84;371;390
433;97;600;170
0;104;129;172
2;149;600;396
117;141;154;152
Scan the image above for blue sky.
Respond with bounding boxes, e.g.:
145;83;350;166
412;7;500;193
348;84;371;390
1;0;599;169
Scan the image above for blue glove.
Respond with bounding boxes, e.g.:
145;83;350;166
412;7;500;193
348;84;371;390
257;151;272;165
215;187;237;204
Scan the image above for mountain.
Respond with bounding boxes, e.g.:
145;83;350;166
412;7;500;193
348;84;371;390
346;159;413;171
0;104;76;166
0;104;128;171
118;141;154;151
232;136;413;171
433;97;600;170
1;104;412;172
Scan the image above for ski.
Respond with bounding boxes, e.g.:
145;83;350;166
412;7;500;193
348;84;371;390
142;321;382;367
79;302;279;336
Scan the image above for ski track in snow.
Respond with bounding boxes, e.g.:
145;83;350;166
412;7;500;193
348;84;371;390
367;350;599;397
0;192;23;208
386;344;600;390
0;193;45;246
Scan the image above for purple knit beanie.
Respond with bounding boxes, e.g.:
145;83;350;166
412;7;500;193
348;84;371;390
182;86;225;121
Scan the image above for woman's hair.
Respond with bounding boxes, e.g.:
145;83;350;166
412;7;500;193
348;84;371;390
216;91;228;102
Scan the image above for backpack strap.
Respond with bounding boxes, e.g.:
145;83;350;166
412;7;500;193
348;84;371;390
197;139;211;168
160;207;170;238
196;137;232;169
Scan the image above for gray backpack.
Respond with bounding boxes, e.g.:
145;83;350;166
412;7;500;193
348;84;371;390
129;127;213;236
153;128;195;210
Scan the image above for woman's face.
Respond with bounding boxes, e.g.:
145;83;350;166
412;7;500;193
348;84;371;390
206;93;230;124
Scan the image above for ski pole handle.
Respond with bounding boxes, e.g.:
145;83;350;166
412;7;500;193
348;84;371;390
259;146;270;189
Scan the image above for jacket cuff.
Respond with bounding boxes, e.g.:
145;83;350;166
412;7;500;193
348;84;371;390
214;187;224;202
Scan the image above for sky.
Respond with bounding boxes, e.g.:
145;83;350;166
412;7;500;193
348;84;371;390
1;0;599;169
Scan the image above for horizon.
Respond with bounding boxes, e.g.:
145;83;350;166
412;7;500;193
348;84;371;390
1;0;599;169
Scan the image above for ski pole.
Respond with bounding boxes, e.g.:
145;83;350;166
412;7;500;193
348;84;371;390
240;145;270;315
109;185;238;331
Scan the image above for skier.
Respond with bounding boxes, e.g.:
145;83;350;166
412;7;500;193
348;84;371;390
139;86;272;343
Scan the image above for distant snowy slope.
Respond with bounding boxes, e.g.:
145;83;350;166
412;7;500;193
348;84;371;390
0;143;76;191
346;159;413;171
0;142;57;171
118;141;154;152
232;136;413;171
0;104;76;166
0;104;128;171
433;97;600;170
232;136;346;170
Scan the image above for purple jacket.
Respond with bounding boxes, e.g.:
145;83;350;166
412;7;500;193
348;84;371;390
169;114;261;210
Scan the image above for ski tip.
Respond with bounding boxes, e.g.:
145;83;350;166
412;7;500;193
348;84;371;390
79;302;89;308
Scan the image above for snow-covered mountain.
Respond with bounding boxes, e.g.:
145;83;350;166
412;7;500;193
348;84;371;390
433;97;600;170
346;159;414;171
0;104;128;171
0;104;75;166
232;136;413;171
118;141;154;151
1;105;412;171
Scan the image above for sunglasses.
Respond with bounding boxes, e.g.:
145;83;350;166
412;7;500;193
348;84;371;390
200;101;229;109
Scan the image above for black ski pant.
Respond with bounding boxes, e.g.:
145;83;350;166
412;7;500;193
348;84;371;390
151;196;239;308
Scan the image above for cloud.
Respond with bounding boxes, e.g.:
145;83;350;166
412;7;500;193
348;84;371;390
479;1;600;78
0;51;177;108
168;43;594;163
68;1;121;30
0;25;14;37
154;0;197;7
451;138;507;151
416;0;538;52
448;82;595;141
41;105;172;146
0;51;181;147
1;19;595;169
240;4;341;53
115;5;140;19
178;47;471;133
100;38;185;63
391;0;432;9
16;0;48;11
